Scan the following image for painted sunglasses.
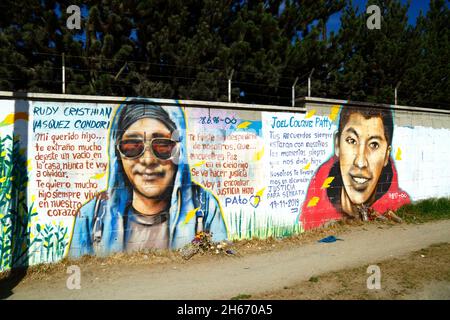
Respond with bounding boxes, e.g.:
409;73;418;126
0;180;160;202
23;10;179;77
117;137;179;160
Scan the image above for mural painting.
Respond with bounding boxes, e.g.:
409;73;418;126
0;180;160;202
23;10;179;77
300;107;410;230
69;101;227;257
1;97;449;271
0;100;30;271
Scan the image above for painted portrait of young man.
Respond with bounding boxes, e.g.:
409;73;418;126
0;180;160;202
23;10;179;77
300;106;410;230
68;100;228;257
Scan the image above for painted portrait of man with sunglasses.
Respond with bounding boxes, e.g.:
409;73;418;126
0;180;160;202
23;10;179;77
69;100;228;258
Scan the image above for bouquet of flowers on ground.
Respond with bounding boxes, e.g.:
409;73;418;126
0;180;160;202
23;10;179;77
191;231;213;251
180;231;236;260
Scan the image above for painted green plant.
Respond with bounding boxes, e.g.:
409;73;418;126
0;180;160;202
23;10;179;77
28;220;69;265
0;135;68;271
227;209;302;240
0;134;30;271
0;134;70;271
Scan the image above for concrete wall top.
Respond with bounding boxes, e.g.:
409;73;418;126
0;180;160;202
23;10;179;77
297;96;450;115
2;91;448;115
0;91;306;113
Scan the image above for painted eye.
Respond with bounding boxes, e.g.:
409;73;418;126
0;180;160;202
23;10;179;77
369;142;380;149
346;137;357;145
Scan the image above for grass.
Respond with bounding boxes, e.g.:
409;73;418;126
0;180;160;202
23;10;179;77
230;293;252;300
395;197;450;223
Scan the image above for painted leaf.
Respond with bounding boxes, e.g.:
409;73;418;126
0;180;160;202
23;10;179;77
321;177;335;189
193;160;206;167
90;172;106;180
395;147;402;160
255;187;266;197
329;105;341;121
253;147;264;161
307;196;320;207
237;121;252;129
305;109;316;119
0;112;28;127
184;207;200;225
0;114;15;127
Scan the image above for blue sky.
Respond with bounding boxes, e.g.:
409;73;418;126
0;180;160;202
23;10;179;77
326;0;431;34
352;0;430;22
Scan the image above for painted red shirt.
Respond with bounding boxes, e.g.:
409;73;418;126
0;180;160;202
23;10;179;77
300;156;410;231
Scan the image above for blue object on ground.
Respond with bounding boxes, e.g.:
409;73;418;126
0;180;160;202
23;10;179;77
318;235;343;243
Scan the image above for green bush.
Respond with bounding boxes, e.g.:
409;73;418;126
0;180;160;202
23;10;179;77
396;198;450;223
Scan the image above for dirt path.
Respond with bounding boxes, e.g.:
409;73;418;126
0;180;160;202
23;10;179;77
253;242;450;300
5;220;450;300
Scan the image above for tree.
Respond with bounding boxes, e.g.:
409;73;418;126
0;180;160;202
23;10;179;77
326;0;419;104
402;0;450;108
0;0;447;109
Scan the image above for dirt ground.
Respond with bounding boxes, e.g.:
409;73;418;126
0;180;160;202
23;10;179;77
2;219;450;300
252;242;450;300
0;218;364;284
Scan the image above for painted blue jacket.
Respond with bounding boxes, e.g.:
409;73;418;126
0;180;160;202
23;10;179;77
68;101;228;258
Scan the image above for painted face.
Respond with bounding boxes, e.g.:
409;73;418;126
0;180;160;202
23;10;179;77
119;118;177;200
336;113;391;205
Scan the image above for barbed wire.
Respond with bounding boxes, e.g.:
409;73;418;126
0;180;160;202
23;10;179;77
32;52;304;83
0;64;441;96
0;60;448;108
0;77;294;103
0;61;299;90
9;51;448;95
